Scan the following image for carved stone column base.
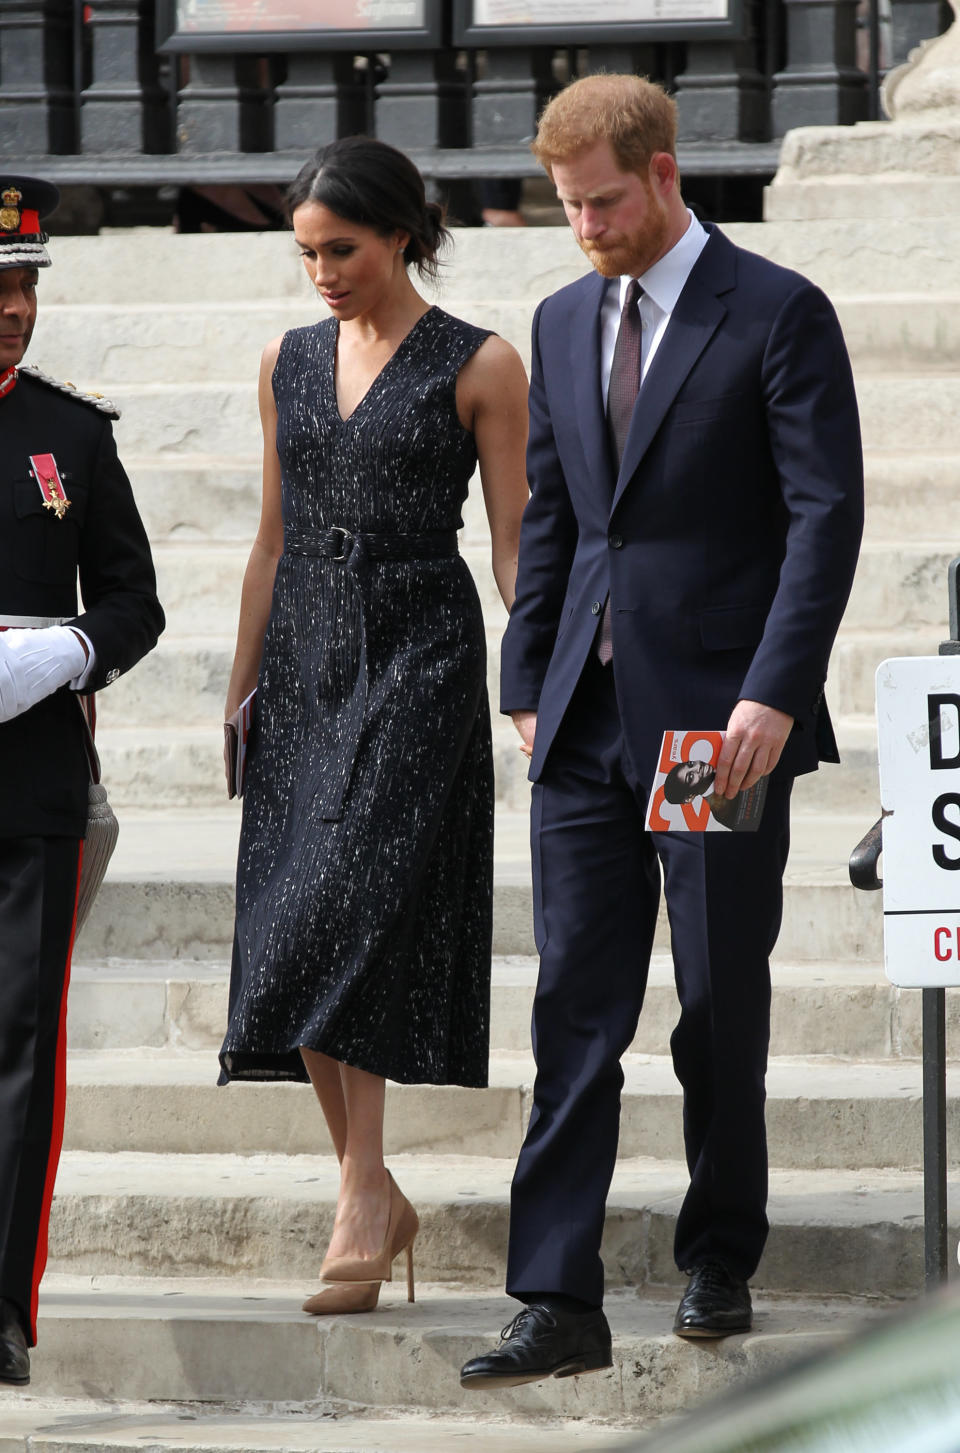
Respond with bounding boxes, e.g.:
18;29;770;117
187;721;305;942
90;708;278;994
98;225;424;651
766;7;960;218
884;1;960;120
767;119;960;218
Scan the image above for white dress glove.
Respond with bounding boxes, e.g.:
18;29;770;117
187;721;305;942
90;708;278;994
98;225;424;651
0;626;88;723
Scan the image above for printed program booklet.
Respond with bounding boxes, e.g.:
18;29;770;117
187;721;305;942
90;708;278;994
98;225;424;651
224;688;257;800
644;729;769;833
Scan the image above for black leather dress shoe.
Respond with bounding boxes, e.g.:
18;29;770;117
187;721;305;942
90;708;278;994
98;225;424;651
0;1299;30;1385
673;1260;752;1339
460;1303;612;1389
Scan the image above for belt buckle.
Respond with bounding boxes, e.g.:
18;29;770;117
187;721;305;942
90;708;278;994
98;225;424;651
329;525;354;562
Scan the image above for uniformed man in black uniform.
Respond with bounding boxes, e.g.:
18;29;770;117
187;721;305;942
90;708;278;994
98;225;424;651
0;177;164;1385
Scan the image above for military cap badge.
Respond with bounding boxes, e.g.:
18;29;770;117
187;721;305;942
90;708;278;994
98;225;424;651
0;186;23;233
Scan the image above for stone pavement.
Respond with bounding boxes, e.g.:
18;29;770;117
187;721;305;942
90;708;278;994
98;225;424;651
0;1400;636;1452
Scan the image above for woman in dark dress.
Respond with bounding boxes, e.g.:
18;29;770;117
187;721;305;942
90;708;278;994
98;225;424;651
220;137;528;1315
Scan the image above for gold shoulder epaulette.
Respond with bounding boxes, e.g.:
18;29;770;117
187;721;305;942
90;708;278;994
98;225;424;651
18;365;121;420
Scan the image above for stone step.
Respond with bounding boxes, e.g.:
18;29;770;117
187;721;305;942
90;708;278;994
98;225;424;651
830;629;932;717
30;301;321;387
109;382;260;457
61;1047;947;1170
94;625;916;762
94;372;960;458
77;864;881;966
47;1151;952;1301
96;625;907;731
0;1399;633;1453
791;718;879;816
128;456;494;547
854;376;960;454
90;715;879;817
95;628;509;727
723;218;960;295
764;175;960;223
37;222;960;307
74;808;882;964
108;448;960;547
29;293;960;385
149;537;960;639
92;721;536;815
68;954;947;1064
845;542;960;632
24;1273;881;1417
862;452;960;540
150;540;509;638
122;456;264;543
835;295;960;373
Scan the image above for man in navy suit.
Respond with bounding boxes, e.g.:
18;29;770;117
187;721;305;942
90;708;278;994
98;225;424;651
461;74;863;1388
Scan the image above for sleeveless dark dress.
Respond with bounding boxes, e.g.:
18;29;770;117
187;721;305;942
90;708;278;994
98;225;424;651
219;307;494;1088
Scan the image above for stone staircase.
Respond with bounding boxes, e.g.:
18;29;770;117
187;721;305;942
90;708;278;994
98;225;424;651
6;218;958;1448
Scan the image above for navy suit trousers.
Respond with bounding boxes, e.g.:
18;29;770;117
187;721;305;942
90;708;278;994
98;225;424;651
506;655;793;1306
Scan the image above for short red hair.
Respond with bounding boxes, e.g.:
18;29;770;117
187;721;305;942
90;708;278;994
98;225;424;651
532;73;678;177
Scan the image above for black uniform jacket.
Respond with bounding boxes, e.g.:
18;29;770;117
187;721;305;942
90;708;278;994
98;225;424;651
0;370;164;838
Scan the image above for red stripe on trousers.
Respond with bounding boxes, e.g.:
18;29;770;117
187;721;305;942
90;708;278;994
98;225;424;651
28;841;83;1344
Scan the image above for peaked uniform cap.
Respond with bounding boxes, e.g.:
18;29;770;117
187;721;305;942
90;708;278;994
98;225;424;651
0;175;59;270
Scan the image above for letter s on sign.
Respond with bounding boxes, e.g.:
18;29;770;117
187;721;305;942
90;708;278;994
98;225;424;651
932;793;960;870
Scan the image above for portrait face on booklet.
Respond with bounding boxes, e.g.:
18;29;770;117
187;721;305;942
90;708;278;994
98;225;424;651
646;729;769;833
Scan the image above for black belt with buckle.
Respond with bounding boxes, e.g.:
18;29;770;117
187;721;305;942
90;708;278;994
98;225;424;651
284;525;459;562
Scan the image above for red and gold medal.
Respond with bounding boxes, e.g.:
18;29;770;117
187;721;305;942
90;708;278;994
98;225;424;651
0;366;17;398
28;452;70;519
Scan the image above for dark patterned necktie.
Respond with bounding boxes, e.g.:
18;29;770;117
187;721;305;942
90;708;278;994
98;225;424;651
598;278;643;664
607;278;643;470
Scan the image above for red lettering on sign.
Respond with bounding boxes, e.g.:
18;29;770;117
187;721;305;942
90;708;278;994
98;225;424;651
934;926;953;962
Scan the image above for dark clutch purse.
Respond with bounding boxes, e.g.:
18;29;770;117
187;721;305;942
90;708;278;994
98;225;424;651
224;687;257;799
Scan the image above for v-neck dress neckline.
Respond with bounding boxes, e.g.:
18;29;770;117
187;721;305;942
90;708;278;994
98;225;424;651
332;306;436;425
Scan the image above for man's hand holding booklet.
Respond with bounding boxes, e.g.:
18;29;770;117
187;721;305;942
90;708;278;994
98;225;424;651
645;729;769;833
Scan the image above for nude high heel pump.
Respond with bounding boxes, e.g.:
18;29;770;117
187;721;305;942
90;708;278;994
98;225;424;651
320;1170;419;1302
302;1281;380;1316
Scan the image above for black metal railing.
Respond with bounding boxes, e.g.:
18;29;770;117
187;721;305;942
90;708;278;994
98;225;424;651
0;1;951;190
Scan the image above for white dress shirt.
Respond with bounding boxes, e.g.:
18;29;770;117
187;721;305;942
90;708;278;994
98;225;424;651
600;210;710;409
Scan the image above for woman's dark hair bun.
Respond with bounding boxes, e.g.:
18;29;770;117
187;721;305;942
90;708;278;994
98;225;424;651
286;135;450;281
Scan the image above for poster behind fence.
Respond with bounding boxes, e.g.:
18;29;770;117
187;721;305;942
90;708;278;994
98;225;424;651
472;0;727;22
176;0;426;32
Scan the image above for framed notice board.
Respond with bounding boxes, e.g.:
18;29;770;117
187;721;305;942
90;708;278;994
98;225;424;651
157;0;444;52
452;0;744;45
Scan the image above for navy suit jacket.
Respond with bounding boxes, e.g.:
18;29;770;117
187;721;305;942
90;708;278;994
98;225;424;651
500;224;864;785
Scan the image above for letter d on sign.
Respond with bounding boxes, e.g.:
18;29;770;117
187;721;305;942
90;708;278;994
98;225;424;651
928;694;960;769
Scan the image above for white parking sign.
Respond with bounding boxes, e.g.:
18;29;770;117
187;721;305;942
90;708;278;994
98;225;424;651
877;657;960;986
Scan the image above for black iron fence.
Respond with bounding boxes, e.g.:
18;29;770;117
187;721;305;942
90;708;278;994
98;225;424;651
0;1;951;191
